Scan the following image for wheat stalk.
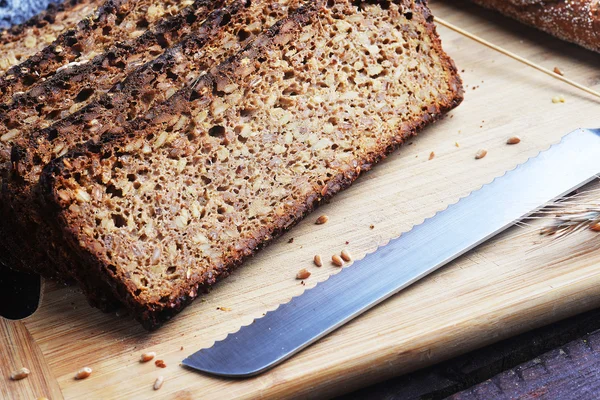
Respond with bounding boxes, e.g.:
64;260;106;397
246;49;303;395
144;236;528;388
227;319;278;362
536;188;600;237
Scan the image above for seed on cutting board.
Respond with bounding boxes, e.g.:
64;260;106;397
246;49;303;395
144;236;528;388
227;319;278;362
315;215;329;225
332;255;344;267
429;151;435;160
153;376;164;390
340;249;352;262
155;360;167;368
475;149;487;160
590;222;600;232
140;352;156;363
296;268;311;280
506;136;521;145
313;254;323;267
10;367;30;381
553;67;564;76
74;367;92;380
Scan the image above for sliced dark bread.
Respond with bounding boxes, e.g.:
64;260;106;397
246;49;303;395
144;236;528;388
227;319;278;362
0;0;221;280
0;0;193;106
41;0;463;329
0;0;103;273
4;0;302;304
470;0;600;53
0;0;223;150
0;0;103;74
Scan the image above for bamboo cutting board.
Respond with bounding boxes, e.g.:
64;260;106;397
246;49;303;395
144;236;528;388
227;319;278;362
3;1;600;398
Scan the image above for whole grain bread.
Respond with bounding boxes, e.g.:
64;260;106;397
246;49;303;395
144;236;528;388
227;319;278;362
470;0;600;53
0;0;103;73
0;0;221;168
0;0;222;281
0;0;194;107
0;0;104;273
41;0;463;329
3;0;302;301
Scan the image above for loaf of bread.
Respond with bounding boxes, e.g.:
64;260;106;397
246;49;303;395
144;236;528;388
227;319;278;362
41;0;463;329
4;0;300;307
0;0;102;73
470;0;600;53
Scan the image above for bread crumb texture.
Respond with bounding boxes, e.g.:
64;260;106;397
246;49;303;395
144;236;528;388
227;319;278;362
45;0;462;328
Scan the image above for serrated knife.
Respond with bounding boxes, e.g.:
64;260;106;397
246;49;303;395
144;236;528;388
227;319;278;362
183;128;600;378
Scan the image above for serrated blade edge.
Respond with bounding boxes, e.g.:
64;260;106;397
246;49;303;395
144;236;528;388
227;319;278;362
183;128;600;377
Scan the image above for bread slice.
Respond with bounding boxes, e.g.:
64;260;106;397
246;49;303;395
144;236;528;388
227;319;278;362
4;0;301;280
3;0;305;309
0;0;194;106
0;0;103;273
41;0;463;329
0;0;224;151
0;0;221;170
0;0;103;73
0;0;223;281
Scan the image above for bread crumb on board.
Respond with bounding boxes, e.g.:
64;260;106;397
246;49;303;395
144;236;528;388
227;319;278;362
552;95;566;103
340;249;352;262
296;268;311;280
217;307;232;312
332;255;344;267
429;151;435;160
74;367;92;380
506;136;521;145
140;352;156;363
475;149;488;160
10;367;30;381
154;376;164;390
314;255;323;267
315;215;329;225
553;67;564;76
155;360;167;368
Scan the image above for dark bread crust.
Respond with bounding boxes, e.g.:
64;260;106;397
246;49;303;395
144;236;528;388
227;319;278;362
470;0;600;53
3;0;288;282
1;0;97;43
41;0;463;330
0;0;195;105
0;0;222;144
0;0;224;281
3;0;296;309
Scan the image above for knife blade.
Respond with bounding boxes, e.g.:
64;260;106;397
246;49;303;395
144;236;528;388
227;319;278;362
183;128;600;378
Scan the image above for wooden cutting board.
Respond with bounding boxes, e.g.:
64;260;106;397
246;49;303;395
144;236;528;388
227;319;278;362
3;1;600;398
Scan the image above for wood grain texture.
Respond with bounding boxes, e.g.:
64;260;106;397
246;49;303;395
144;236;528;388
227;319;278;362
449;328;600;399
0;318;63;400
5;1;600;398
342;300;600;399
